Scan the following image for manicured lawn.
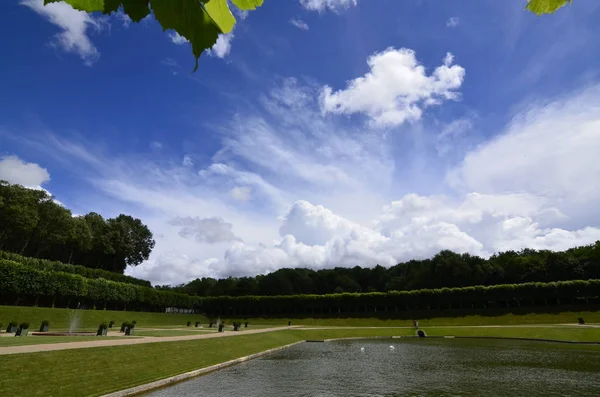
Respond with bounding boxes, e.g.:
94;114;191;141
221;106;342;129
0;335;133;347
1;326;599;397
224;309;600;327
0;305;207;330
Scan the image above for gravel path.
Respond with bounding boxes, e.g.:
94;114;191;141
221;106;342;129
0;326;295;355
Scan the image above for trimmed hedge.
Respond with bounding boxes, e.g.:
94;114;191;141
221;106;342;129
201;279;600;316
0;251;151;287
0;260;200;311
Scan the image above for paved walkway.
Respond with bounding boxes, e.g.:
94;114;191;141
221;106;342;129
0;326;295;355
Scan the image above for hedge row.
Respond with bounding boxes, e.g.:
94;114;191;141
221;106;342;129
0;260;200;310
0;251;151;287
202;279;600;315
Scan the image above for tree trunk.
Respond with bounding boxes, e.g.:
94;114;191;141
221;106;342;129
20;236;31;255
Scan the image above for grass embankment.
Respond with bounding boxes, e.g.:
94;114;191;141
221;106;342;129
1;326;599;397
0;306;208;330
224;309;600;327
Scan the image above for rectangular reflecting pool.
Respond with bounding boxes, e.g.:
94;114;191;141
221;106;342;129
144;339;600;396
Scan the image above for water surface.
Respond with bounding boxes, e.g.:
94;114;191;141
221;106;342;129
145;339;600;396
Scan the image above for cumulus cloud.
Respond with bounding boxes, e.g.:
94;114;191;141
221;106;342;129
320;48;465;127
169;216;240;244
26;74;600;285
0;155;50;187
207;33;234;58
20;0;101;66
300;0;358;12
290;18;309;30
447;85;600;228
446;17;460;28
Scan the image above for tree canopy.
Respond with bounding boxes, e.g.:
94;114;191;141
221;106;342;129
45;0;572;70
161;241;600;297
0;181;155;273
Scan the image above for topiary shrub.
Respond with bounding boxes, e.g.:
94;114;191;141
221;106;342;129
16;322;30;337
7;321;18;333
97;322;108;336
39;320;50;332
109;320;115;328
124;322;135;336
120;322;127;332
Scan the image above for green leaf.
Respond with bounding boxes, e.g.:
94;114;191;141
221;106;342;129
150;0;221;71
231;0;264;11
204;0;236;34
102;0;121;13
44;0;105;12
526;0;572;15
121;0;150;22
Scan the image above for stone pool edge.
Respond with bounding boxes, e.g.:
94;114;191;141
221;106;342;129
99;340;305;397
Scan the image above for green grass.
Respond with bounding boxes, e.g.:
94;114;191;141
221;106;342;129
1;326;598;397
0;306;208;330
223;309;600;327
424;325;600;342
0;336;133;347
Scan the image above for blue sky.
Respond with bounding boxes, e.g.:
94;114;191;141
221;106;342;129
1;0;600;285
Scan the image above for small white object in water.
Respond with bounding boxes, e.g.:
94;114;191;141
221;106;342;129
360;347;365;352
390;345;395;350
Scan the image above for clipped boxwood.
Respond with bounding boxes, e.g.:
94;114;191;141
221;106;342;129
123;322;135;336
16;322;30;337
97;322;108;336
6;321;18;333
39;320;50;332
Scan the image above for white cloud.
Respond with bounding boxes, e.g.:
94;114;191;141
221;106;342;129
0;155;50;187
115;11;131;28
290;18;309;30
447;85;600;228
169;216;240;244
231;186;252;202
300;0;358;12
150;141;163;150
207;33;234;58
26;77;600;285
21;0;101;66
167;31;188;45
446;17;460;28
182;155;193;167
320;48;465;127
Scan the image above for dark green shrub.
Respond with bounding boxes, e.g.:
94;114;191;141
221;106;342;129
99;322;108;330
19;322;29;329
8;321;17;327
41;320;50;326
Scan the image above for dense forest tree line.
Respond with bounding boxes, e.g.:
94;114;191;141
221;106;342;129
0;181;155;274
161;242;600;297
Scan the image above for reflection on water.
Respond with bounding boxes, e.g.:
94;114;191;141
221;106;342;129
145;339;600;397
